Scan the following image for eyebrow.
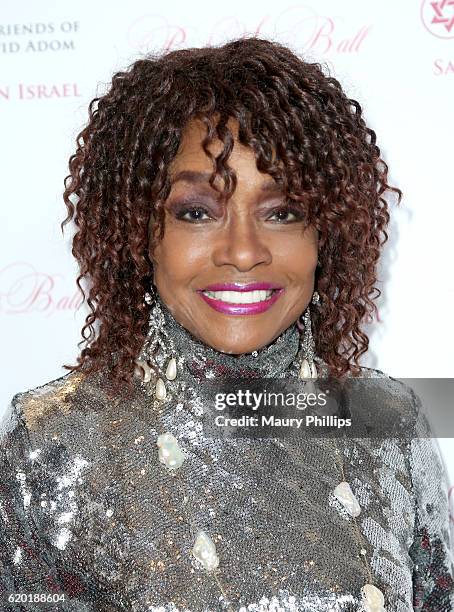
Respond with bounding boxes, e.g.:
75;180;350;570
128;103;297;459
170;170;281;192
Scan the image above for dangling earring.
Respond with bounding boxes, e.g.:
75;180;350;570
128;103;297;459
297;291;320;381
134;285;178;399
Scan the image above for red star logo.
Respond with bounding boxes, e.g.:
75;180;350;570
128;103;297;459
430;0;454;32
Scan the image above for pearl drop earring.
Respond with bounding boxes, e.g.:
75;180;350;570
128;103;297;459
134;286;179;401
297;291;320;393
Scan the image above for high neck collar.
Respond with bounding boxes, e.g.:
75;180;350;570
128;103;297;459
155;293;302;380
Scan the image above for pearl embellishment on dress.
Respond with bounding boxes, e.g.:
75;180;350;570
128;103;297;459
361;583;386;612
156;433;185;470
333;481;361;518
192;530;220;572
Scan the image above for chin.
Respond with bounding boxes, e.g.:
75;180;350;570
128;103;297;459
217;347;249;356
206;338;265;355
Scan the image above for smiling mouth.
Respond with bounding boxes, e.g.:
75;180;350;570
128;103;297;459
200;289;277;304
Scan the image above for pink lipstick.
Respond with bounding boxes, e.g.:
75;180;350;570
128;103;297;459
196;282;285;315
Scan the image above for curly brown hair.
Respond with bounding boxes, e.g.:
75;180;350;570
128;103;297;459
61;36;402;394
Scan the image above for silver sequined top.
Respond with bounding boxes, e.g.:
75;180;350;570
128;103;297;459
1;298;453;611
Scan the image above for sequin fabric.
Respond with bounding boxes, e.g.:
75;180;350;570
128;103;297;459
1;297;453;611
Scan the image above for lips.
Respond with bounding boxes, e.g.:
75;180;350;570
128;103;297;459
196;282;285;315
200;282;282;292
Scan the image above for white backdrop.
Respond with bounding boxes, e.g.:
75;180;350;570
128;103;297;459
1;0;453;528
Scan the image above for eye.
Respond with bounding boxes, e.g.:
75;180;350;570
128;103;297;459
267;206;305;223
175;206;213;223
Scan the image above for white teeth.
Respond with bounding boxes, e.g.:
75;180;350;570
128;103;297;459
203;290;274;304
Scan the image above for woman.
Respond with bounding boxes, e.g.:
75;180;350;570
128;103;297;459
1;37;453;612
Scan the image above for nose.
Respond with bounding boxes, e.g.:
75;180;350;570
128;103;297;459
211;211;272;272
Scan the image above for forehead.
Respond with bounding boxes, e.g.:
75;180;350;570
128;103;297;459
169;117;276;183
174;116;238;160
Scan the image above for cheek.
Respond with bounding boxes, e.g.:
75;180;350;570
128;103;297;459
269;230;318;278
152;226;209;283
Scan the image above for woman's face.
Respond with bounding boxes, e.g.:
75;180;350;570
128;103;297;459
150;117;318;355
